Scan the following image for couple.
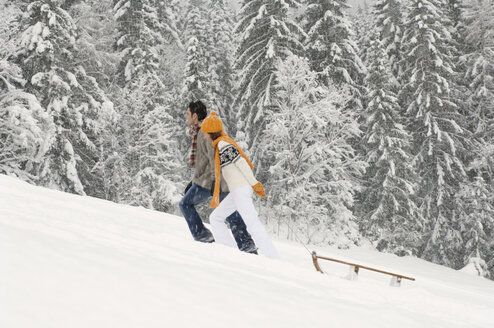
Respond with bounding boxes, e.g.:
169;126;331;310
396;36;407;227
178;101;279;259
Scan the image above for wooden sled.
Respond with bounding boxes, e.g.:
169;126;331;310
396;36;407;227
311;251;415;287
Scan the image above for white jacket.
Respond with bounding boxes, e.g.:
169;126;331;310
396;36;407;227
217;140;258;192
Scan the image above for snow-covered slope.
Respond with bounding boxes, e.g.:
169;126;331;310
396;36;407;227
1;175;493;328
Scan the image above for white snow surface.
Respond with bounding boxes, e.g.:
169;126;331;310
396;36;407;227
1;174;493;328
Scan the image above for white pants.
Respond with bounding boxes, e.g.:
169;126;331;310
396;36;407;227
210;185;279;259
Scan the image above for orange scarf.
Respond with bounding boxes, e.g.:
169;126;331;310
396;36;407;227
210;133;254;208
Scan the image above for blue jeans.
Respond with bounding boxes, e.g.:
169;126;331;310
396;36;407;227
179;183;256;252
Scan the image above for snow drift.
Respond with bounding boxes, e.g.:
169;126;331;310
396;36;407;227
1;175;493;328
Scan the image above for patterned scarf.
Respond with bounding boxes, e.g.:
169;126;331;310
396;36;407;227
187;123;200;168
209;132;254;208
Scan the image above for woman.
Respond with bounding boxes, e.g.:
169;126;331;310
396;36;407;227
201;111;279;259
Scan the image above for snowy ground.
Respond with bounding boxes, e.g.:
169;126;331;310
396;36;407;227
1;174;493;328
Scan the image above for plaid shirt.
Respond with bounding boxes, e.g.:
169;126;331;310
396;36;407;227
187;123;201;168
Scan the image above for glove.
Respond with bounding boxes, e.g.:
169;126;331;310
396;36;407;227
184;181;192;195
252;182;266;198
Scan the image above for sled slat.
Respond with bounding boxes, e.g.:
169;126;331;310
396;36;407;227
311;251;415;282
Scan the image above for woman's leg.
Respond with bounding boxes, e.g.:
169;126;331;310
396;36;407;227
219;191;256;253
231;185;279;259
209;193;238;249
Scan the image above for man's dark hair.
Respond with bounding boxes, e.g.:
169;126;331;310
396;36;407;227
188;100;207;121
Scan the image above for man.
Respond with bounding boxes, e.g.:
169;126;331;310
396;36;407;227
179;100;257;253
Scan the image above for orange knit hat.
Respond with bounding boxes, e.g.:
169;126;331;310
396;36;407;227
201;111;223;133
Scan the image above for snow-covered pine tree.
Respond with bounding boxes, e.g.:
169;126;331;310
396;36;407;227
0;1;52;182
261;54;364;247
445;0;465;28
233;0;305;169
302;0;366;99
206;0;236;131
57;1;121;199
113;0;163;87
462;0;494;139
181;2;208;102
441;0;494;274
399;0;472;268
0;59;54;183
14;0;116;195
0;1;20;56
471;143;494;278
155;0;183;50
151;0;186;125
457;171;494;278
372;0;405;79
111;0;183;210
154;0;184;104
442;0;472;129
358;37;421;256
351;3;375;68
460;0;494;278
68;0;119;89
126;76;182;212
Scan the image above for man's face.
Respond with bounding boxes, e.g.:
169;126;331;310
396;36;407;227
185;108;197;126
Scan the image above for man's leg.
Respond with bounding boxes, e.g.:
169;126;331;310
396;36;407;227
179;184;214;242
220;191;257;253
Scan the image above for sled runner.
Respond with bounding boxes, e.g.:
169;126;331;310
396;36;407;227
311;251;415;287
